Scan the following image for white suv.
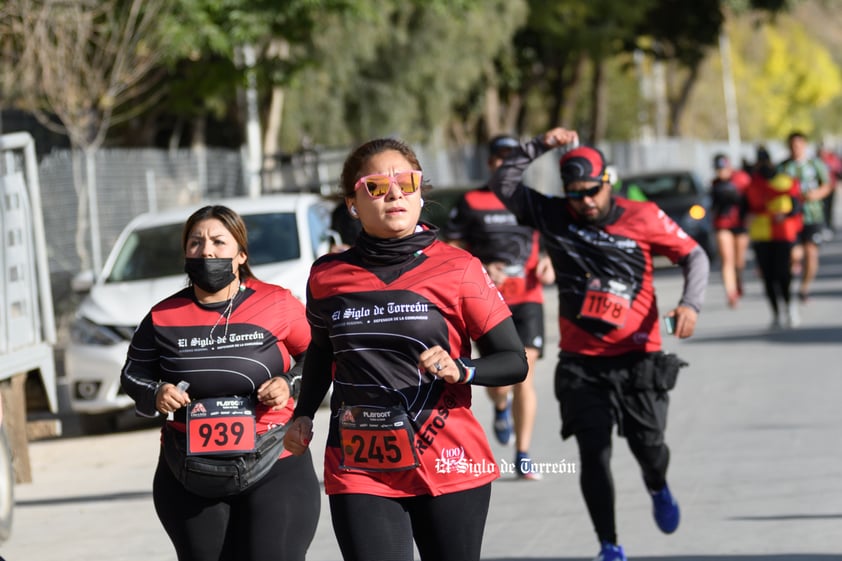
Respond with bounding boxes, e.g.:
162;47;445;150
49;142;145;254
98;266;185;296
64;193;333;431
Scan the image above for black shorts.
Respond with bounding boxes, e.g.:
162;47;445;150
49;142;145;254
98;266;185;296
798;223;824;246
509;302;544;357
554;353;669;446
716;226;747;235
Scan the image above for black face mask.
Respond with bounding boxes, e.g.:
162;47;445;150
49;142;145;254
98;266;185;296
184;258;236;293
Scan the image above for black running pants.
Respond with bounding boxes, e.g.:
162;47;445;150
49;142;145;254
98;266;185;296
329;483;491;561
153;449;321;561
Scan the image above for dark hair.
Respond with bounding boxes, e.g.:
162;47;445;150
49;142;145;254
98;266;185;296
754;146;775;179
787;131;807;143
339;138;426;198
713;153;730;170
182;205;255;281
756;145;771;164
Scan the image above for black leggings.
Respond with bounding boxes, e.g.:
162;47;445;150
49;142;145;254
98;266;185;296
753;241;793;317
153;449;320;561
329;484;491;561
575;426;669;545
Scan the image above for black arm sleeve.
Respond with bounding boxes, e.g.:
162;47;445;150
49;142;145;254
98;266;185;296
466;317;528;387
120;313;163;418
282;352;306;400
291;327;334;419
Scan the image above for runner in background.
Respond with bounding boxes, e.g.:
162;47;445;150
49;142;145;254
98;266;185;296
443;134;555;480
779;131;832;305
710;153;751;308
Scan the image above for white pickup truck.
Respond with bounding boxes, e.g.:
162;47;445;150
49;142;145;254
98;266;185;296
0;131;62;543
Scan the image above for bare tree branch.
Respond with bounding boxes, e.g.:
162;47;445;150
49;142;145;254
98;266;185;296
5;0;171;150
2;0;174;271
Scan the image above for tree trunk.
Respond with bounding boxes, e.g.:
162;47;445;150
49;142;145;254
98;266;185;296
263;86;285;167
668;62;701;137
547;71;565;131
589;58;608;144
263;39;290;168
483;84;503;137
84;146;103;273
71;148;90;272
191;114;207;148
501;93;523;135
561;55;587;127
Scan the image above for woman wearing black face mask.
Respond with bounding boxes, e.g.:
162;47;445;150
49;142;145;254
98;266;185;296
120;205;320;561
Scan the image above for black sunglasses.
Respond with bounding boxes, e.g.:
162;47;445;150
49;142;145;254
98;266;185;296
565;182;605;200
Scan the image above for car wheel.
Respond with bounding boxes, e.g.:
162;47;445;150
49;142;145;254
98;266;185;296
0;427;14;544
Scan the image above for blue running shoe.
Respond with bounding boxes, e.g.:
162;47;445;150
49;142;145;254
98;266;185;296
593;541;626;561
650;483;680;533
493;401;512;445
515;452;543;481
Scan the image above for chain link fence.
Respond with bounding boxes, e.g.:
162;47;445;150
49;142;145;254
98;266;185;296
33;137;771;325
38;147;245;318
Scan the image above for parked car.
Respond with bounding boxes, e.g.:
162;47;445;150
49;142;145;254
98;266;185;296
619;170;716;259
64;193;334;432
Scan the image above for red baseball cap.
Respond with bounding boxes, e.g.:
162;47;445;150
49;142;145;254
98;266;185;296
559;146;608;186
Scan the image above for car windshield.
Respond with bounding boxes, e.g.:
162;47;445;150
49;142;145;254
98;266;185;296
106;212;301;282
625;174;695;201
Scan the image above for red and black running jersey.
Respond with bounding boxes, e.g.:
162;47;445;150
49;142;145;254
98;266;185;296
492;147;699;356
444;187;543;305
711;169;750;230
306;238;511;497
121;279;310;436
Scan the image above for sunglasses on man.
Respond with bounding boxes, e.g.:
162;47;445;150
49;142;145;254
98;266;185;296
354;170;423;199
565;182;606;200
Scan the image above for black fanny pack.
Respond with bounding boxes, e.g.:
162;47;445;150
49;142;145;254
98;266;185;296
631;351;689;391
161;422;288;499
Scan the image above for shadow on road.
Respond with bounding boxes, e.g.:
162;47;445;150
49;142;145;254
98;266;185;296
486;553;839;561
730;513;842;521
690;324;842;345
16;490;152;507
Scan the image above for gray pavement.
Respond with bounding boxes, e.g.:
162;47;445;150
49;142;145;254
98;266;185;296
3;237;842;561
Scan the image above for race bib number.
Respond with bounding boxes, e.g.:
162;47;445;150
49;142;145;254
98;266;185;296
338;406;419;472
580;279;632;327
186;396;257;456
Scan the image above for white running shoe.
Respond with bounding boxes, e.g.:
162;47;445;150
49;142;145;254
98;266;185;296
786;302;801;328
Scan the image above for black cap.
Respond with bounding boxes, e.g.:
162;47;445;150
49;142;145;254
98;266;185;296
713;154;730;170
488;135;519;157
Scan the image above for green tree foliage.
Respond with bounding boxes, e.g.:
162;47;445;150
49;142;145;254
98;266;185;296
279;0;526;149
731;16;842;139
6;0;832;151
629;0;727;137
124;0;355;146
509;0;655;141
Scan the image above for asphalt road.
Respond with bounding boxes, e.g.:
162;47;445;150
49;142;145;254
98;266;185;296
3;236;842;561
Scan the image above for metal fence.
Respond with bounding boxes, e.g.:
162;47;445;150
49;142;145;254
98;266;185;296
39;147;244;276
32;136;780;319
